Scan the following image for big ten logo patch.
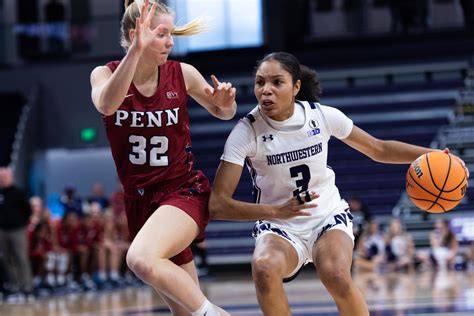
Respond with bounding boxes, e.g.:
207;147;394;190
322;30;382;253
307;119;320;137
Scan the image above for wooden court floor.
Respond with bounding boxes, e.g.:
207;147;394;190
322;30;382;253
1;269;474;315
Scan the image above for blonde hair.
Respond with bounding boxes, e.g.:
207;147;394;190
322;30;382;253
121;0;209;50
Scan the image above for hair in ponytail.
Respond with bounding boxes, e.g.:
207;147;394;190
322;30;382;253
256;52;322;102
297;65;321;102
120;0;209;51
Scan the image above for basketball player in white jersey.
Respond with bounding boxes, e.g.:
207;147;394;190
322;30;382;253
209;52;469;316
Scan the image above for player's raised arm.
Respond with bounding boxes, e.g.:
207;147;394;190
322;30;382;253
181;62;236;120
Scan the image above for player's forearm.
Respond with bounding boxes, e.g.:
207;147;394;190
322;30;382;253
209;193;274;221
374;140;436;164
97;47;142;115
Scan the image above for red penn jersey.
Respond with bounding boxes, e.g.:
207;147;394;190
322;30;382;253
103;60;194;190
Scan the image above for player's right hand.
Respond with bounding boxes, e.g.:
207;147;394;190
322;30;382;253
130;0;159;52
271;191;319;219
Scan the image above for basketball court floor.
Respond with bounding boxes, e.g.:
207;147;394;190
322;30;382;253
1;269;474;315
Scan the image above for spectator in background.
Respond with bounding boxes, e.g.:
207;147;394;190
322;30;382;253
385;218;415;272
97;209;129;287
28;196;66;291
29;221;54;289
0;166;33;302
348;196;371;245
28;196;47;231
60;184;83;217
109;180;125;216
192;241;210;278
56;211;80;289
353;220;385;273
429;219;458;270
467;241;474;272
88;182;110;210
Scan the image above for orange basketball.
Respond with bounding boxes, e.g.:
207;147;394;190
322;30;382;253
406;151;467;213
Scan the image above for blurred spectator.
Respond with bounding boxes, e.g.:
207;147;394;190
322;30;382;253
28;196;46;231
28;196;55;289
44;0;67;56
192;241;210;278
56;211;80;288
88;182;109;210
385;218;415;272
467;241;474;272
110;180;125;215
353;220;385;273
97;208;129;287
429;219;458;270
60;184;83;217
348;196;371;245
0;166;33;302
76;202;104;290
29;221;54;288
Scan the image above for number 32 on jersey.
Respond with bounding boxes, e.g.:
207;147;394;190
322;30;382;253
128;135;169;166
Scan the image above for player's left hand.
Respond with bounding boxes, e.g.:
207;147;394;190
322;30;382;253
204;75;236;109
443;148;470;180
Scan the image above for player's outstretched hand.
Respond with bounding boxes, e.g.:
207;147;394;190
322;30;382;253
204;75;236;110
271;191;319;219
130;0;160;52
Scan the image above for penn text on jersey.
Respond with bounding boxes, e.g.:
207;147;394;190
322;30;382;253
114;108;180;127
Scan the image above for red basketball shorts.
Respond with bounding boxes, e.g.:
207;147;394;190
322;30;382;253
124;170;210;266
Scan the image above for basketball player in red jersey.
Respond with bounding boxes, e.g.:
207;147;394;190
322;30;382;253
90;1;235;315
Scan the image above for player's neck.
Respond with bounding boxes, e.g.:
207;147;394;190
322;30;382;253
134;64;159;85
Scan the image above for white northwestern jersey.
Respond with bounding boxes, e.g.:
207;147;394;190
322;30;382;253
221;101;353;232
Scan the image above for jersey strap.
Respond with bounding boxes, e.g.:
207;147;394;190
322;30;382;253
245;113;256;123
307;101;331;136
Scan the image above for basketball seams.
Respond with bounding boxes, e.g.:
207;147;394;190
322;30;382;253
407;169;463;202
426;154;451;211
442;175;467;193
407;169;437;198
406;196;446;212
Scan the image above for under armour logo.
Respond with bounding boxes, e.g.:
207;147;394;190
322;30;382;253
262;134;274;142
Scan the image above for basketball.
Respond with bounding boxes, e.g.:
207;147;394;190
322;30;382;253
406;151;467;213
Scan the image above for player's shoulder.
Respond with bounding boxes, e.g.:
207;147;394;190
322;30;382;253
90;65;113;84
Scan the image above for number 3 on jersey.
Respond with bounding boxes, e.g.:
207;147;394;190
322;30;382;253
290;164;311;197
129;135;169;166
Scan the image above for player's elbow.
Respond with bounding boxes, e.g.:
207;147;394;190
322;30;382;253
97;105;116;116
94;97;119;116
